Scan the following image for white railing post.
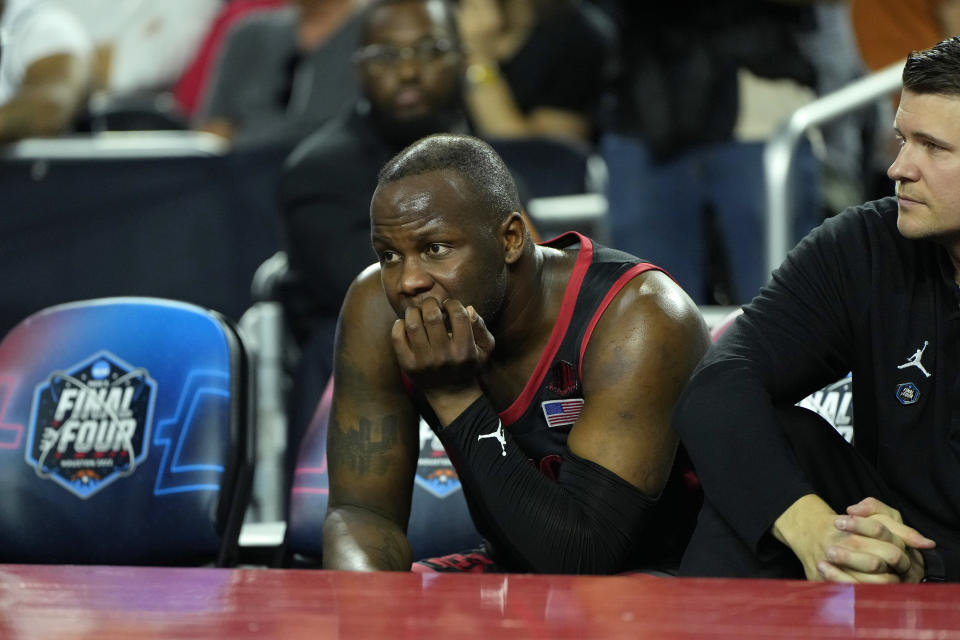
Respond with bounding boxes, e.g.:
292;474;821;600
763;61;905;276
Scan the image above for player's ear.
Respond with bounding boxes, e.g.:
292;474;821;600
501;211;527;264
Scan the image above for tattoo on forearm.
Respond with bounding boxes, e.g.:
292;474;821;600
330;415;401;477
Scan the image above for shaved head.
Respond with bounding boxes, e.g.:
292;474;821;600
378;134;522;229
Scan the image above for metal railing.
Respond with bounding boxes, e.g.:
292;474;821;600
763;60;905;275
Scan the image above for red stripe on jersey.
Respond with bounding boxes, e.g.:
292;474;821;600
499;233;594;427
578;263;664;380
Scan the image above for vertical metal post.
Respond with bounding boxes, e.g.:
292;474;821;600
763;62;905;276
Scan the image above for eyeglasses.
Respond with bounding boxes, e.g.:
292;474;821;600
353;38;459;75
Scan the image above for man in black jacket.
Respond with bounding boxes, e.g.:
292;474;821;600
674;36;960;583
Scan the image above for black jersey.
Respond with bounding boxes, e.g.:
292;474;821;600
410;232;658;469
409;233;701;569
496;232;662;474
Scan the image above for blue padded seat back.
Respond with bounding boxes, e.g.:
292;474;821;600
287;377;482;563
0;297;252;565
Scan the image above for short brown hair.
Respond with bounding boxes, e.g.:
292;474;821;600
903;35;960;96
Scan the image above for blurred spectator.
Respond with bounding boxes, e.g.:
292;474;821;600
174;0;287;119
458;0;615;146
57;0;221;98
276;0;471;461
596;0;828;304
0;0;92;141
799;1;876;212
195;0;368;147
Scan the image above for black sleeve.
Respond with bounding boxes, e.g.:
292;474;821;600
673;207;871;553
281;188;376;314
277;137;379;319
946;549;960;583
920;543;960;582
921;548;947;582
437;396;659;574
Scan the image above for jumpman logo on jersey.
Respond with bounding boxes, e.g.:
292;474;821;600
477;420;507;456
897;341;932;378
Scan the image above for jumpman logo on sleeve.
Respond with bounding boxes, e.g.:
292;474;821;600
477;421;507;456
897;341;932;378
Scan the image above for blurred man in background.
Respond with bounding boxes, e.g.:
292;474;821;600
276;0;472;468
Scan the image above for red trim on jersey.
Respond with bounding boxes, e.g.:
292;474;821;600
577;263;661;379
400;371;414;395
499;233;594;426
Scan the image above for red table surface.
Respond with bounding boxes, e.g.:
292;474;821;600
0;564;958;639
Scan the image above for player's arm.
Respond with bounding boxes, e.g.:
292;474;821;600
0;53;90;141
322;267;422;571
568;270;709;496
426;270;709;573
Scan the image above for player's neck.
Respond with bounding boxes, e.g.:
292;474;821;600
478;246;574;409
490;246;568;359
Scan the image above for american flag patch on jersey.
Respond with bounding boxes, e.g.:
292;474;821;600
541;399;584;428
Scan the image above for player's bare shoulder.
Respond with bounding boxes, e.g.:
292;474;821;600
629;269;706;334
337;263;399;360
599;267;704;331
341;263;395;323
584;268;709;376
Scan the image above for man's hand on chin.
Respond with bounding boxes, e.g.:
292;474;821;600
391;297;494;424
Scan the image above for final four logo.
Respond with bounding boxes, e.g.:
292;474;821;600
26;351;156;499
